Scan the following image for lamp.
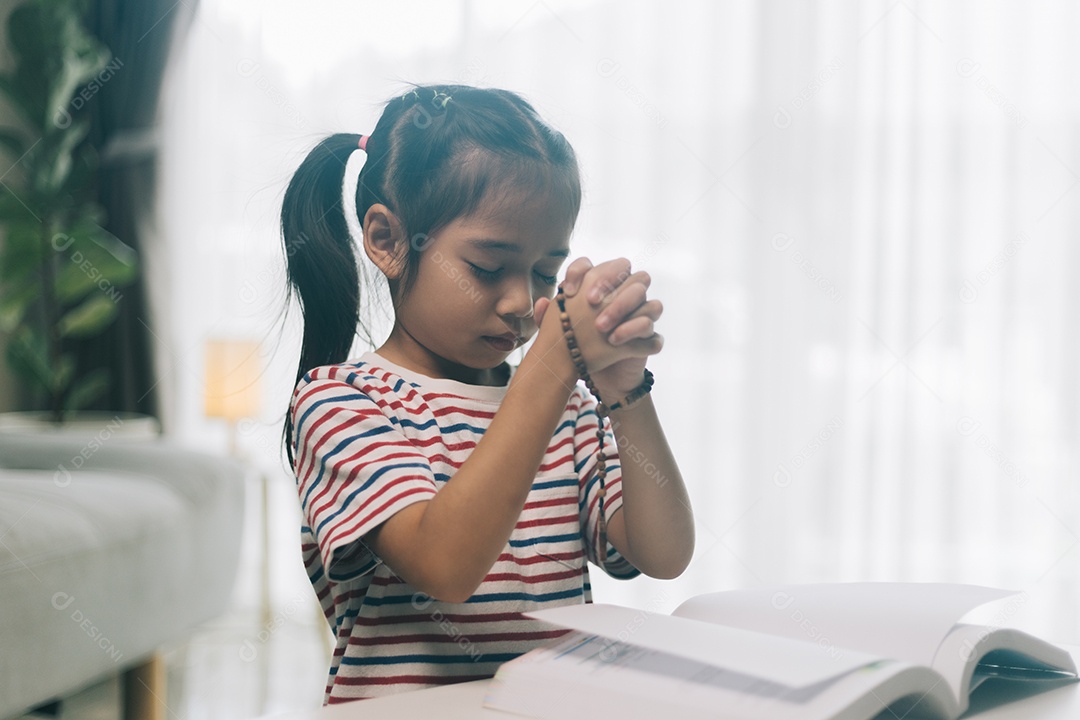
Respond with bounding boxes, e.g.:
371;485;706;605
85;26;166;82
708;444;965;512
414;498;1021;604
204;338;262;454
203;338;271;626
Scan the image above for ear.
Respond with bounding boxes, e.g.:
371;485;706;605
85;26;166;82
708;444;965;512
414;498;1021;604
362;203;408;280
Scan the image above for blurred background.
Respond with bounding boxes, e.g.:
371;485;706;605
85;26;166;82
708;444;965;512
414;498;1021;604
2;0;1079;717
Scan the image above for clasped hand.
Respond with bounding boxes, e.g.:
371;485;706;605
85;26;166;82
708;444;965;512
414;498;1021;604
534;257;664;400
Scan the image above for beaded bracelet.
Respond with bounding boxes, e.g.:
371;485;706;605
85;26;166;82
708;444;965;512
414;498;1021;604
555;282;655;564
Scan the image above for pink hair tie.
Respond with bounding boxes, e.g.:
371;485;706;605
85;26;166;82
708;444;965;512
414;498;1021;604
358;134;370;151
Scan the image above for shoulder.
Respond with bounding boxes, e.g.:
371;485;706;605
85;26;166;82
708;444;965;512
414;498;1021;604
291;359;421;413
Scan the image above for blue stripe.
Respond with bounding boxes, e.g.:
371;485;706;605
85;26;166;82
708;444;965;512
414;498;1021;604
579;464;622;513
296;391;372;443
313;460;433;536
467;587;584;603
341;652;522;666
508;532;579;548
360;586;583;606
553;417;575;436
295;384;441;447
532;477;577;491
297;391;440;522
437;420;493;435
299;422;397;508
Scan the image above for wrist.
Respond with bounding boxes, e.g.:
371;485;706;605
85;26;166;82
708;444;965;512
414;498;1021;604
595;369;654;414
519;322;579;391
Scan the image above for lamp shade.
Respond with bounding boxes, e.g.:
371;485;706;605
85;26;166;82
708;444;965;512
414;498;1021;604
204;338;262;420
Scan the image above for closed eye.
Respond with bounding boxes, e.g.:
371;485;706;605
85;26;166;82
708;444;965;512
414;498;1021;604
468;263;500;282
468;263;559;287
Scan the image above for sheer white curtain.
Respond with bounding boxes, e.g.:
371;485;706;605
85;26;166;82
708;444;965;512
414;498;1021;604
157;0;1080;641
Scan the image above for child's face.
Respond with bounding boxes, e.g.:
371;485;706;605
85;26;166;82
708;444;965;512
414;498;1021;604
390;189;573;383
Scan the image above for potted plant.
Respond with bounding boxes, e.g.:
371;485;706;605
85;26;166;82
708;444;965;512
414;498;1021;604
0;0;144;430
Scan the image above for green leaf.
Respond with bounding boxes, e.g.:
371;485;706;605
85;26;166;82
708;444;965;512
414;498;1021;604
0;281;38;333
0;73;32;125
52;224;137;304
0;218;47;285
64;365;108;412
0;184;42;224
0;128;27;159
7;1;111;129
57;293;118;338
4;324;56;394
46;21;111;129
36;118;90;195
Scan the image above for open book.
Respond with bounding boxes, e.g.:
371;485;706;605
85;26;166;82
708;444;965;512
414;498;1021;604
483;583;1078;720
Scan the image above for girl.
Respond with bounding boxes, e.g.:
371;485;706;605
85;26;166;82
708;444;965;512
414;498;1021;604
280;83;694;705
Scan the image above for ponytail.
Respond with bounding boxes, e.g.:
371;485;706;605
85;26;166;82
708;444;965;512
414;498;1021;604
280;133;365;467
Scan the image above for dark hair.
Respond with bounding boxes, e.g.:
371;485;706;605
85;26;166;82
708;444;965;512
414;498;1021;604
280;84;583;467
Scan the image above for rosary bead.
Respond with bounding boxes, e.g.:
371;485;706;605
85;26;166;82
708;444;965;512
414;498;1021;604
555;282;655;567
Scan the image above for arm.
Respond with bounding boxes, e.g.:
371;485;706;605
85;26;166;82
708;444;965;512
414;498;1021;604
362;317;579;603
601;395;695;579
557;257;695;578
362;261;643;603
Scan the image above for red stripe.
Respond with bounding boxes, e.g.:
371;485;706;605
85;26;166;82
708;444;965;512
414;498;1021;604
316;475;421;554
483;566;583;584
297;404;379;489
370;575;408;587
363;564;582;592
304;548;586;588
331;585;366;606
429;404;496;421
308;445;431;526
328;673;494;690
495;549;583;565
297;404;391;494
514;513;578;530
319;482;429;561
322;485;434;557
534;451;576;475
330;365;425;407
522;494;576;511
348;628;571;647
351;611;533;626
300;402;419;503
585;471;622;520
536;437;575;472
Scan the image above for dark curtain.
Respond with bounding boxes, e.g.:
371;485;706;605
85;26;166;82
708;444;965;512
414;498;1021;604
73;0;199;419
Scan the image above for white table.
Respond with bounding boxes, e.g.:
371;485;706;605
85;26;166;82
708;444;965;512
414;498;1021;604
260;645;1080;719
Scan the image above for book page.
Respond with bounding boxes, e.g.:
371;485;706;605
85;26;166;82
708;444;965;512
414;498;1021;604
486;631;854;720
932;623;1078;710
486;631;959;720
524;602;880;687
671;582;1015;668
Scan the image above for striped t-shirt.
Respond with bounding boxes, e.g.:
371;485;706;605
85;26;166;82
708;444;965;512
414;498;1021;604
289;350;640;704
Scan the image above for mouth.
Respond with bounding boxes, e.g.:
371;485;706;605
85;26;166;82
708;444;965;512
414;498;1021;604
483;333;525;352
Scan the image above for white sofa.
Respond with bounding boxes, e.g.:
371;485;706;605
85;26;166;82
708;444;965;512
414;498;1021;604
0;429;246;719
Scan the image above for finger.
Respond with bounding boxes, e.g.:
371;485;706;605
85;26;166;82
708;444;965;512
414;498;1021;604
604;299;663;338
560;257;594;296
621;331;664;356
607;315;656;346
534;296;549;327
594;269;652;308
587;258;635;304
595;278;655;331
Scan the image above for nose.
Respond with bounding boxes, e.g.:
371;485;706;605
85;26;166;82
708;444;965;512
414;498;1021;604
496;275;536;321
